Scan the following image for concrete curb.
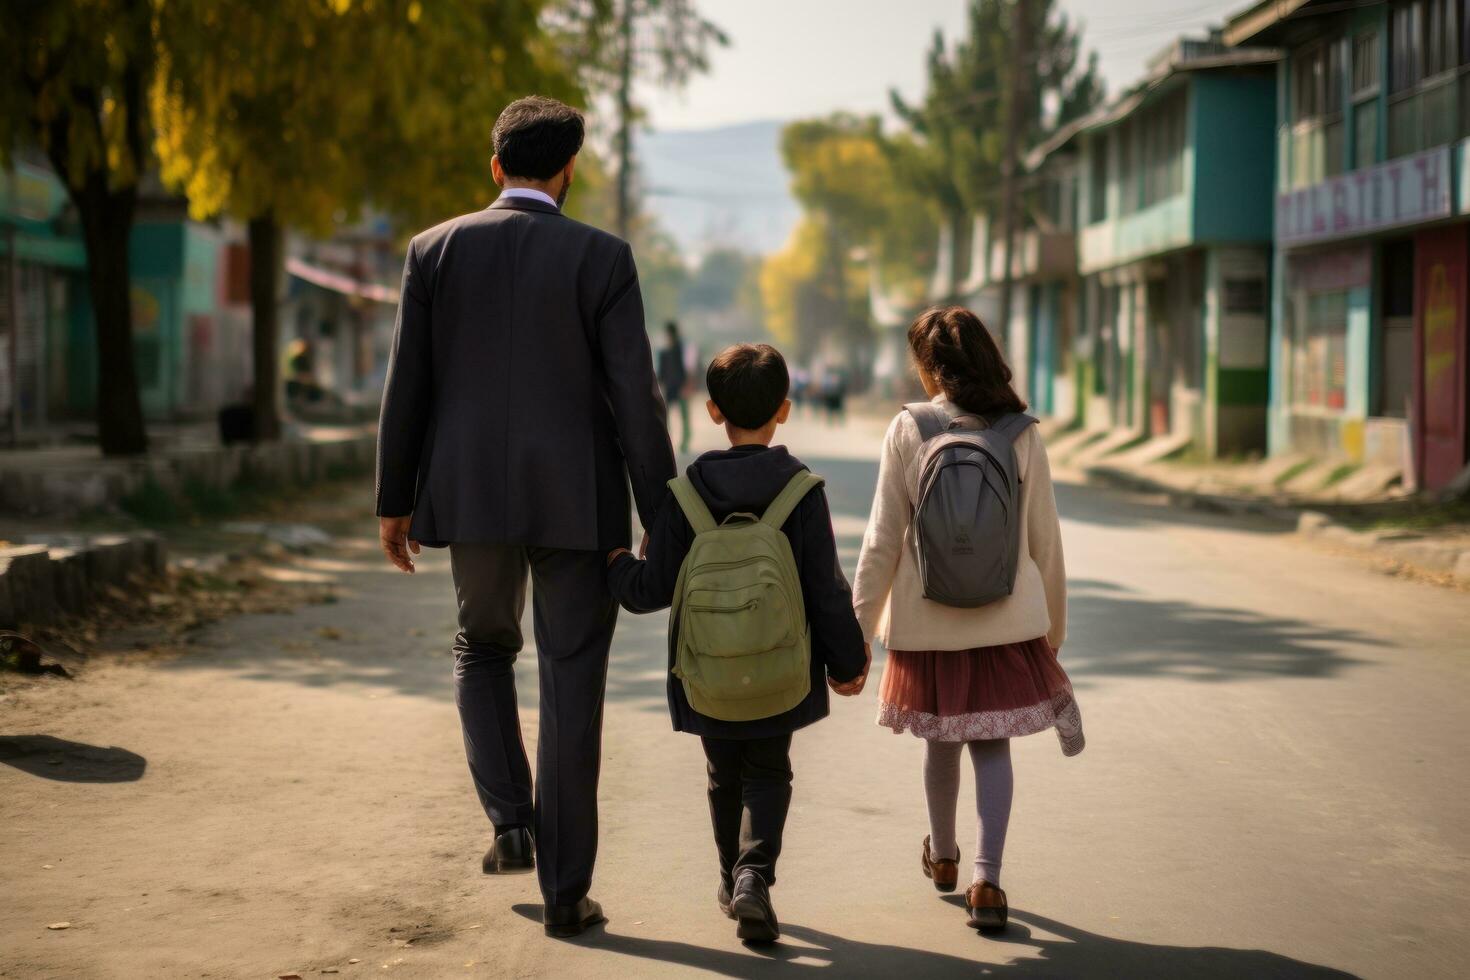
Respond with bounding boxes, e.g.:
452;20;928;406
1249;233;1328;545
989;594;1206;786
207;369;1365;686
0;532;166;630
1085;463;1470;586
0;431;375;518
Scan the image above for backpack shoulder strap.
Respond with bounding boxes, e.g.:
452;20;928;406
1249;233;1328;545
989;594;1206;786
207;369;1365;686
904;402;952;442
759;471;825;529
986;412;1039;447
668;476;717;535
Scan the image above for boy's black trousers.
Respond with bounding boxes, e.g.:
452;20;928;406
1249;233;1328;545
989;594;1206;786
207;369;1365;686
700;733;794;888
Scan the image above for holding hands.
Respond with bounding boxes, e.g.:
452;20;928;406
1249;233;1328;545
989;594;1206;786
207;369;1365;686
828;643;871;697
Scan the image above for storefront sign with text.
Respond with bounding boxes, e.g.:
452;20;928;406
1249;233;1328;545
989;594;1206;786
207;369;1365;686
1277;146;1453;246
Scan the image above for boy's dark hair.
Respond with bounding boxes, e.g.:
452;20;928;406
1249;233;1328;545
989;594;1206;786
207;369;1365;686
706;344;790;430
492;96;585;180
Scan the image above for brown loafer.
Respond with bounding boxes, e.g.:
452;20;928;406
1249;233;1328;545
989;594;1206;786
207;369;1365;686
966;880;1007;932
921;835;959;892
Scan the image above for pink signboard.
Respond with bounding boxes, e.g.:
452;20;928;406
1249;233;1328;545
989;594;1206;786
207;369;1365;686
1277;146;1453;246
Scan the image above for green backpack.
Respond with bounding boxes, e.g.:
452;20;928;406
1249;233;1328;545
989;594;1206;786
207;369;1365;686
667;470;824;722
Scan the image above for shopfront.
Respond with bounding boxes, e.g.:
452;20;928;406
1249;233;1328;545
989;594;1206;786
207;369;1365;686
1272;144;1467;484
1414;224;1468;487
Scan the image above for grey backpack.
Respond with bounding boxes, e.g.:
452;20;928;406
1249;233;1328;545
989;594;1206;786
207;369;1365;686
905;403;1037;608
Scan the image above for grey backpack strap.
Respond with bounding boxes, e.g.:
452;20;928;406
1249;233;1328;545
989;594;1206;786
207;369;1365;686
760;471;825;529
904;402;952;442
668;476;717;534
986;412;1038;447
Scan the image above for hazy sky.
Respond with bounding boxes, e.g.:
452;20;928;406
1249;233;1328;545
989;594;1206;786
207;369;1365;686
644;0;1235;131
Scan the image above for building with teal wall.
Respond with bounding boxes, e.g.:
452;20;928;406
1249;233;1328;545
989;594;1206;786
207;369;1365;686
1070;35;1279;458
0;156;89;441
1226;0;1470;491
3;156;229;437
960;155;1081;423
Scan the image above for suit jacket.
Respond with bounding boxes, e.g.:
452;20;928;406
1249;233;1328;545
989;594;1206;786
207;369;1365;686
375;196;677;550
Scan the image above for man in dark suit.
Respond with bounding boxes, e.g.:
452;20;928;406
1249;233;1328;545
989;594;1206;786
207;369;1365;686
375;95;676;938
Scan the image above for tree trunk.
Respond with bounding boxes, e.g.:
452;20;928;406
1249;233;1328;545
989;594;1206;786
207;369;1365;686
614;0;636;240
76;184;148;456
248;213;283;442
998;0;1033;347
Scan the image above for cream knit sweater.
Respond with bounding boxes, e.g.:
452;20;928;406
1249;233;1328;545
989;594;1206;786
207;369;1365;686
852;397;1066;652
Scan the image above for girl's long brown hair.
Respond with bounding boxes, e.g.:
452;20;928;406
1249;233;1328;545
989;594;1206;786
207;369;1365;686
907;305;1027;417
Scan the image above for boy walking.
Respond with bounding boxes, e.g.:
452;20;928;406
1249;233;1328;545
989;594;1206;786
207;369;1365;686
607;343;870;943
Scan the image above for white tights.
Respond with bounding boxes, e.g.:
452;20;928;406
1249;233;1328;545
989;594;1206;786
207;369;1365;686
923;738;1013;887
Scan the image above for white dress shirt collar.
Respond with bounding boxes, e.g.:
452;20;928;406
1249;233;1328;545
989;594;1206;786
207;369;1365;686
498;187;558;209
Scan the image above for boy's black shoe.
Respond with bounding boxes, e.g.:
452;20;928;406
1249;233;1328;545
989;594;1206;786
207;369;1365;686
482;825;535;875
730;869;779;944
544;897;606;938
717;879;735;919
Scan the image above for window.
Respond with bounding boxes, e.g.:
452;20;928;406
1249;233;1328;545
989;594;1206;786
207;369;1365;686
1290;290;1349;411
1353;31;1380;94
1390;1;1423;93
1088;140;1107;223
1117;121;1137;215
1290;39;1348;184
1355;100;1380;169
1353;31;1381;169
1224;279;1267;316
1386;0;1470;154
1425;0;1459;76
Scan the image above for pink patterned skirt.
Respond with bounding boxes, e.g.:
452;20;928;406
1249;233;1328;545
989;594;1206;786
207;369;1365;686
877;637;1085;756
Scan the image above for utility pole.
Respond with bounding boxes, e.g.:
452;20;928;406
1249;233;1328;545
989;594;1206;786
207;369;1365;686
997;0;1032;345
614;0;636;241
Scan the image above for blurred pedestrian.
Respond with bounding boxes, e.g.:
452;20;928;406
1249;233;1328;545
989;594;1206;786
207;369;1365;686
658;320;692;453
820;366;847;424
851;305;1083;934
791;367;811;414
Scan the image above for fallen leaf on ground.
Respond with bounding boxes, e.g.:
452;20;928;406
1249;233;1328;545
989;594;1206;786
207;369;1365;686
47;922;70;930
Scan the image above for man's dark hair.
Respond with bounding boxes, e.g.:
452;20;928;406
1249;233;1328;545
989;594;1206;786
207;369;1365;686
706;344;790;430
492;96;585;179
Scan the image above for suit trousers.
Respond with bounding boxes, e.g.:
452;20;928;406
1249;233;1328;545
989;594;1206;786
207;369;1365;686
449;543;618;906
700;734;794;889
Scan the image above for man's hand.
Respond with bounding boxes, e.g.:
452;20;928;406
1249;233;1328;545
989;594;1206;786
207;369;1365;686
828;643;872;697
379;515;420;574
607;547;633;567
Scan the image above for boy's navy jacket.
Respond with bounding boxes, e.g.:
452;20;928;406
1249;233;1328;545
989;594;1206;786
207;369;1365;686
607;444;867;739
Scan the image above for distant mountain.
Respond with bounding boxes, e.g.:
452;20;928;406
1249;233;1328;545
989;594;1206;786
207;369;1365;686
639;119;799;260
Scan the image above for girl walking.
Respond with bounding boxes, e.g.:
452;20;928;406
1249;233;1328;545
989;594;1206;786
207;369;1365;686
852;305;1084;932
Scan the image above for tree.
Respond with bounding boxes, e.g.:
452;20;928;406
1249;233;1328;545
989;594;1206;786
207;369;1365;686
153;0;579;440
769;115;934;363
888;0;1103;304
0;0;154;455
556;0;726;239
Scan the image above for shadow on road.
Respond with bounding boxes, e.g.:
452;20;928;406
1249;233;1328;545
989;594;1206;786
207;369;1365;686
1065;578;1373;682
509;902;1354;978
1053;479;1293;534
0;734;147;782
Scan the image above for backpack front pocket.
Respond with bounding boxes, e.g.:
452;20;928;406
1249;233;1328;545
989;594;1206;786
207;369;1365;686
684;582;795;661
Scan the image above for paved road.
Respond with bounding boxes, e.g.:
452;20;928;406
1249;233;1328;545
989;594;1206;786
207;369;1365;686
4;413;1468;979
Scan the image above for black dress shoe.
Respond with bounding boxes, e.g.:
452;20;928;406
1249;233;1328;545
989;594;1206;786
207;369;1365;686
717;879;735;919
730;869;779;944
543;896;605;938
482;826;535;875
